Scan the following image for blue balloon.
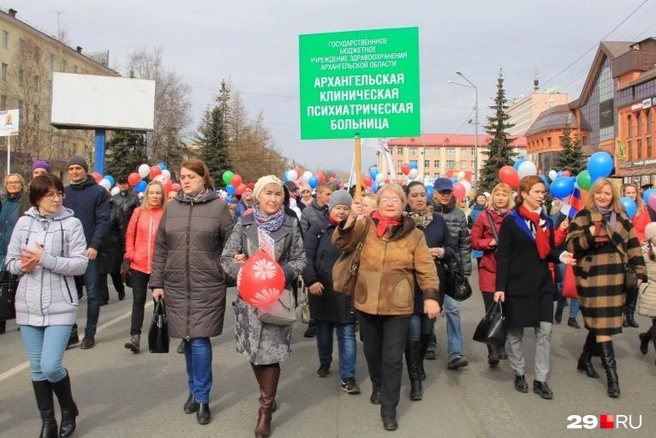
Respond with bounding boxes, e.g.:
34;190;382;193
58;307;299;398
426;186;434;200
157;162;167;170
226;184;236;195
513;159;525;171
643;189;656;205
539;175;550;189
410;161;418;169
550;177;575;199
369;168;379;180
103;175;115;187
451;177;458;183
308;176;318;189
557;171;563;177
587;151;614;182
371;182;378;193
135;181;147;194
620;196;637;219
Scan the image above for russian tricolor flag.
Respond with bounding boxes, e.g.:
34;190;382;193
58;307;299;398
568;183;584;219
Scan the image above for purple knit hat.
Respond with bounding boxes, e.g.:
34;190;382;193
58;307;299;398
32;160;51;173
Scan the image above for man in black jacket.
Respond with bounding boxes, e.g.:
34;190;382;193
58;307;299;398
64;156;111;350
112;176;140;233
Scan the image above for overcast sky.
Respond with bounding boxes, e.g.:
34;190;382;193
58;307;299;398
7;0;656;171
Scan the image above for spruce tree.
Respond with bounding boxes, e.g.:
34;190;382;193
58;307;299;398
196;80;232;187
478;71;516;192
105;130;148;178
554;126;585;175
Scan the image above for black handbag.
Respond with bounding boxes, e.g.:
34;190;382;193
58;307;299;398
473;301;506;344
0;271;18;321
148;299;170;353
443;252;472;302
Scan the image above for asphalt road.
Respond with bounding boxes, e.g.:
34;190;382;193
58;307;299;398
1;270;654;437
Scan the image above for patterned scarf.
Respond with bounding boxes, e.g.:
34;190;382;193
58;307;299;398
406;206;434;228
181;188;210;203
518;205;551;260
492;207;508;216
372;211;401;238
596;205;617;231
252;204;285;233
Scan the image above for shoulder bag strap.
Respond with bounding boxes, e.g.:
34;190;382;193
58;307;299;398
486;211;500;242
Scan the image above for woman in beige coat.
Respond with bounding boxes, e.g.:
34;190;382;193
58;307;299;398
638;222;656;365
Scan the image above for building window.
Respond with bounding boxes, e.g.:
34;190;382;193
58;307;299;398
397;160;402;167
433;160;440;167
17;69;23;86
397;147;403;154
2;31;8;49
446;160;456;169
471;160;475;169
461;160;467;169
73;65;78;73
410;148;418;155
17;99;23;112
547;137;552;147
0;94;6;110
61;59;67;72
446;148;455;156
49;53;54;69
628;140;633;160
637;139;642;159
1;63;7;81
647;109;653;134
424;160;430;168
628;114;633;137
637;112;642;136
647;137;652;157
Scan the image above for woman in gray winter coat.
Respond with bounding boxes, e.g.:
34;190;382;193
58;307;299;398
221;175;306;438
150;159;233;426
6;174;88;438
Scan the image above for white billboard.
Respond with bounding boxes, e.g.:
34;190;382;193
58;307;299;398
51;73;156;131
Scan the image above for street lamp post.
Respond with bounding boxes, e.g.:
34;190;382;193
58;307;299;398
448;71;479;186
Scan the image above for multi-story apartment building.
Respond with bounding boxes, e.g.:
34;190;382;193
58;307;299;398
507;85;570;136
0;8;118;178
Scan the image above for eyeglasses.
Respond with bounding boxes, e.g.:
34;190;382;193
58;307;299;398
44;191;65;200
380;198;402;205
6;181;22;185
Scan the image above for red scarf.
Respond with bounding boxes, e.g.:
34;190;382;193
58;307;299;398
518;205;551;260
372;211;401;238
328;212;342;225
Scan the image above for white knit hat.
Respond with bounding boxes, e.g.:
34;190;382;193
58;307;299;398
254;175;284;200
645;222;656;241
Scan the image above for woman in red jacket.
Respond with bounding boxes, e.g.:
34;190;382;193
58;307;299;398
470;182;513;367
123;180;165;353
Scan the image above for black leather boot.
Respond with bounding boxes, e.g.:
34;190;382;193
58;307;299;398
638;332;650;355
623;288;639;328
419;334;431;380
577;331;600;378
599;341;620;398
487;343;500;368
405;341;423;400
32;380;58;438
50;371;79;437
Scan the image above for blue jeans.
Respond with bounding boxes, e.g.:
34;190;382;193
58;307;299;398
408;314;435;342
184;337;213;403
429;295;463;361
316;320;357;379
80;258;100;336
20;325;72;382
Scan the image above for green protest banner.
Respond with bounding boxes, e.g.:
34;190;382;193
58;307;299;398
299;27;420;140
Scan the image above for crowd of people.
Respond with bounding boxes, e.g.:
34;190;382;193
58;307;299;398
1;157;656;436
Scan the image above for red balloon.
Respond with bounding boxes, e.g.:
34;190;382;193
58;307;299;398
452;182;466;201
154;174;172;194
171;183;181;192
401;163;411;175
561;170;571;177
499;166;520;188
128;172;141;186
237;252;285;307
649;193;656;211
231;174;243;187
362;175;373;187
316;171;325;184
149;165;162;179
91;172;102;183
235;183;246;196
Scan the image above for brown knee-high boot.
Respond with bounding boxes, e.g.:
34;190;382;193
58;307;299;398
252;363;280;438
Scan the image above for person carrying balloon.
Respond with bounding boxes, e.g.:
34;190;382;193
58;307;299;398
150;158;234;425
221;175;306;438
621;182;650;328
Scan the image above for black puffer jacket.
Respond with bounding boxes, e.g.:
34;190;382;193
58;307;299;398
98;199;125;274
303;214;356;324
149;190;234;339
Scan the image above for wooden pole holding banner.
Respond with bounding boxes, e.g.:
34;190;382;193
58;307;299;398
6;136;10;175
354;133;362;199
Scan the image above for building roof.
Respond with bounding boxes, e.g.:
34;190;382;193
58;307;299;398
388;134;526;148
618;66;656;91
525;104;591;136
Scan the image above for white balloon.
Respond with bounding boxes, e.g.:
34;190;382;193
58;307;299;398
110;186;120;196
517;161;538;178
303;170;313;182
375;173;385;184
548;170;558;181
162;169;171;178
138;163;150;178
560;202;571;216
287;169;298;182
461;180;472;196
99;179;111;191
457;171;465;181
408;168;419;179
